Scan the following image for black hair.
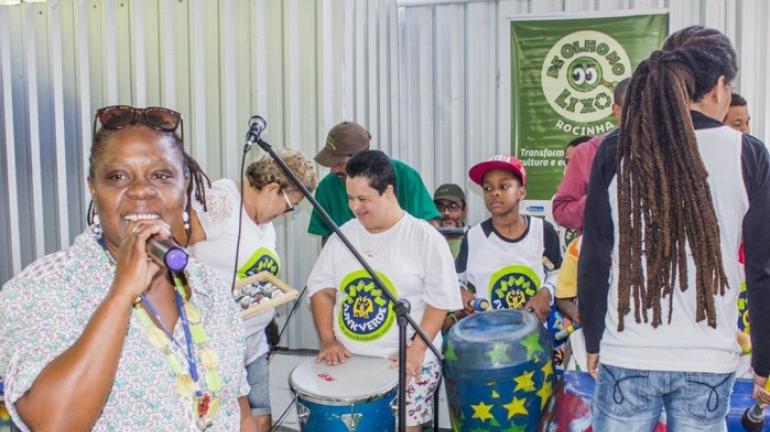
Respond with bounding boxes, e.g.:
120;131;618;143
730;92;747;107
566;136;592;151
345;149;396;195
614;77;631;108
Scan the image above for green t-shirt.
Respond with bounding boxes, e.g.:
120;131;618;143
447;236;463;258
307;159;440;237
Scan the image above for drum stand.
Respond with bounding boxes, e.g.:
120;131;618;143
252;133;444;432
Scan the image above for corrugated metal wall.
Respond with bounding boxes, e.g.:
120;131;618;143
1;0;767;349
0;0;400;349
399;0;770;225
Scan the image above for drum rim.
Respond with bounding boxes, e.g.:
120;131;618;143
290;384;398;406
288;356;397;406
454;309;539;342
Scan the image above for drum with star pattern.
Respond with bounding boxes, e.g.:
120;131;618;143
443;309;553;431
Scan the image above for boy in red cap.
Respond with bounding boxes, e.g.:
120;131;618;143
455;155;561;322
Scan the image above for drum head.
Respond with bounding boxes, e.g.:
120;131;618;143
290;356;397;403
453;309;539;342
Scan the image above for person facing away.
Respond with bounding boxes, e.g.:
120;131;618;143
579;26;770;431
306;149;462;431
180;149;317;432
432;182;468;258
563;135;592;174
724;92;751;134
307;121;439;245
0;105;255;431
552;78;630;232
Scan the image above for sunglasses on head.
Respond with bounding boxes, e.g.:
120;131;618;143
93;105;184;143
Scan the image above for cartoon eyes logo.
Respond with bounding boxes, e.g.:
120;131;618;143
568;57;602;92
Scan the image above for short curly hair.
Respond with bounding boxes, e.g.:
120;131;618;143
246;148;317;193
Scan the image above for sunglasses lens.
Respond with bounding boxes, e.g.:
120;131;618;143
143;108;180;131
98;106;136;129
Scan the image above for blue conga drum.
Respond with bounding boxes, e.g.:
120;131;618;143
443;309;554;431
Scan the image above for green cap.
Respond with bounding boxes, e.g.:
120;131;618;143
433;183;465;204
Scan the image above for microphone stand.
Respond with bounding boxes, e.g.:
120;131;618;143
254;137;443;432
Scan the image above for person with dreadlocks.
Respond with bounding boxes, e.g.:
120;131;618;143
179;149;317;432
0;106;257;430
578;26;770;430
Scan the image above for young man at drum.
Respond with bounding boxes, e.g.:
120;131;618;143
307;150;463;431
455;155;561;324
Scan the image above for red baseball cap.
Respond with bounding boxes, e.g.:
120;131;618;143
468;155;527;186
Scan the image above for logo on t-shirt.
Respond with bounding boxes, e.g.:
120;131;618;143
237;247;281;279
737;281;749;334
338;270;397;342
488;265;541;310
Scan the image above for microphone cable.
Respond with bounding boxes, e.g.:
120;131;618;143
268;285;308;361
230;150;250;292
269;396;297;431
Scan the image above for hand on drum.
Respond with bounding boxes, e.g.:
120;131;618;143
389;344;427;384
752;373;770;405
460;288;477;314
316;338;351;366
524;288;551;323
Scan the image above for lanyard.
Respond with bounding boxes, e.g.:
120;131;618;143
96;237;200;384
141;282;200;383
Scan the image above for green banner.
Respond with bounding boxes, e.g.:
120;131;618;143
511;13;668;200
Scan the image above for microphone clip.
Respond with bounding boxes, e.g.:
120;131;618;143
243;115;267;154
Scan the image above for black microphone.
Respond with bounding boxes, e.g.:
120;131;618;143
148;237;188;273
243;115;267;154
742;403;765;431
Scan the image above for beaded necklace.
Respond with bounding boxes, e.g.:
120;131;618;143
97;237;222;430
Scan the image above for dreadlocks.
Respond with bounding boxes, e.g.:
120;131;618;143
615;26;737;331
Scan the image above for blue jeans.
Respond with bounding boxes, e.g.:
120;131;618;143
592;364;735;432
245;354;271;416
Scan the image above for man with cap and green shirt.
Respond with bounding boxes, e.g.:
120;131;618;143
309;121;439;244
433;183;468;258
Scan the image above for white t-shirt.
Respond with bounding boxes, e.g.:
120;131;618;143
456;216;561;310
307;213;463;361
188;178;279;364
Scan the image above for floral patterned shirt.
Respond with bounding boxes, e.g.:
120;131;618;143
0;230;248;431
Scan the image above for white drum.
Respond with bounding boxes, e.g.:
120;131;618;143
289;356;398;432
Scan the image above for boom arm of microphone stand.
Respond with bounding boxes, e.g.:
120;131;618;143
253;138;443;361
